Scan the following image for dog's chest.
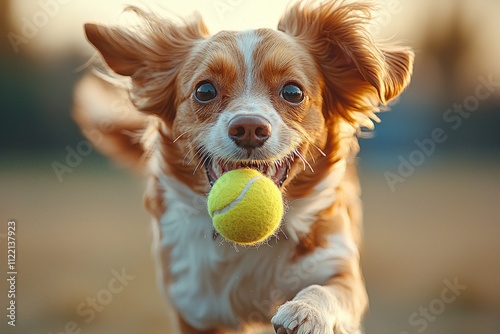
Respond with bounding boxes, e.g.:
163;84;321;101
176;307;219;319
158;185;291;329
157;171;349;330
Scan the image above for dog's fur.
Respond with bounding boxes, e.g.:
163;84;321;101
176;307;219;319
74;1;413;333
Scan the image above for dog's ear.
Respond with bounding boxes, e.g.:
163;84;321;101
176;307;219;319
362;44;414;104
84;23;143;77
84;7;209;124
278;1;414;123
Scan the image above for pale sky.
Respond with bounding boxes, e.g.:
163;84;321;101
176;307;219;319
8;0;500;79
10;0;291;56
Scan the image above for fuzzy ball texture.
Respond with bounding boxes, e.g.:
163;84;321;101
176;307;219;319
207;168;284;245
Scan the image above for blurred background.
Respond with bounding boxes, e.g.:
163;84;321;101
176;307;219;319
0;0;499;333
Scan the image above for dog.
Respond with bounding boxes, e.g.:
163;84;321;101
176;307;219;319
73;1;413;333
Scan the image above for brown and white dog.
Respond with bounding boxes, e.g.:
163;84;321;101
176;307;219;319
74;1;413;333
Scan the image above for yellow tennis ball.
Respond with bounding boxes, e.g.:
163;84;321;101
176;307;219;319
207;168;283;245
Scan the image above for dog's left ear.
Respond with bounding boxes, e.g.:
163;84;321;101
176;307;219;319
371;45;415;104
279;1;414;112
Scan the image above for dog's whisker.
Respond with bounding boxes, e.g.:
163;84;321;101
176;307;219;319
173;131;190;143
311;143;327;157
186;142;207;165
183;145;201;166
193;150;208;172
190;146;204;163
193;159;204;175
309;149;317;164
295;149;314;173
193;150;212;175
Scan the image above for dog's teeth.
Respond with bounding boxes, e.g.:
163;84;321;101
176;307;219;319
268;164;276;176
216;163;223;176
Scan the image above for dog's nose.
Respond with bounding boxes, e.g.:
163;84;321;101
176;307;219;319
228;115;271;149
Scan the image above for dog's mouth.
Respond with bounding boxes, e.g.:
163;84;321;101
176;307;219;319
204;153;296;188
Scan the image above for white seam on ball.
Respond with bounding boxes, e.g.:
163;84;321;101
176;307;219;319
212;176;262;216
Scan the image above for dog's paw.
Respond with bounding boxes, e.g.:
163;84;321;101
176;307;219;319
271;300;334;334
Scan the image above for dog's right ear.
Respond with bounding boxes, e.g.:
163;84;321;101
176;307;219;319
84;8;209;123
84;23;144;77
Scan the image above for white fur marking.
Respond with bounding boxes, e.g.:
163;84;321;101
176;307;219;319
237;30;262;92
284;160;347;241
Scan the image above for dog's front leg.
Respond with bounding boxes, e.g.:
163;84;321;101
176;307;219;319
271;263;368;334
271;197;368;334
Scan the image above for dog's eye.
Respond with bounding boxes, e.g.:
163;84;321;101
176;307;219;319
281;83;304;104
194;82;217;102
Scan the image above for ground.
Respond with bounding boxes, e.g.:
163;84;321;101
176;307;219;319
0;153;498;334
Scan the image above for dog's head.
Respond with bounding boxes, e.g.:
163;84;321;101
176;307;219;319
84;1;413;196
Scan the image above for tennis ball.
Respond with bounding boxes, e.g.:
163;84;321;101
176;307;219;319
207;168;283;245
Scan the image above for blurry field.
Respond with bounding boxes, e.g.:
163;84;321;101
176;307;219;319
1;0;500;333
0;153;499;334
